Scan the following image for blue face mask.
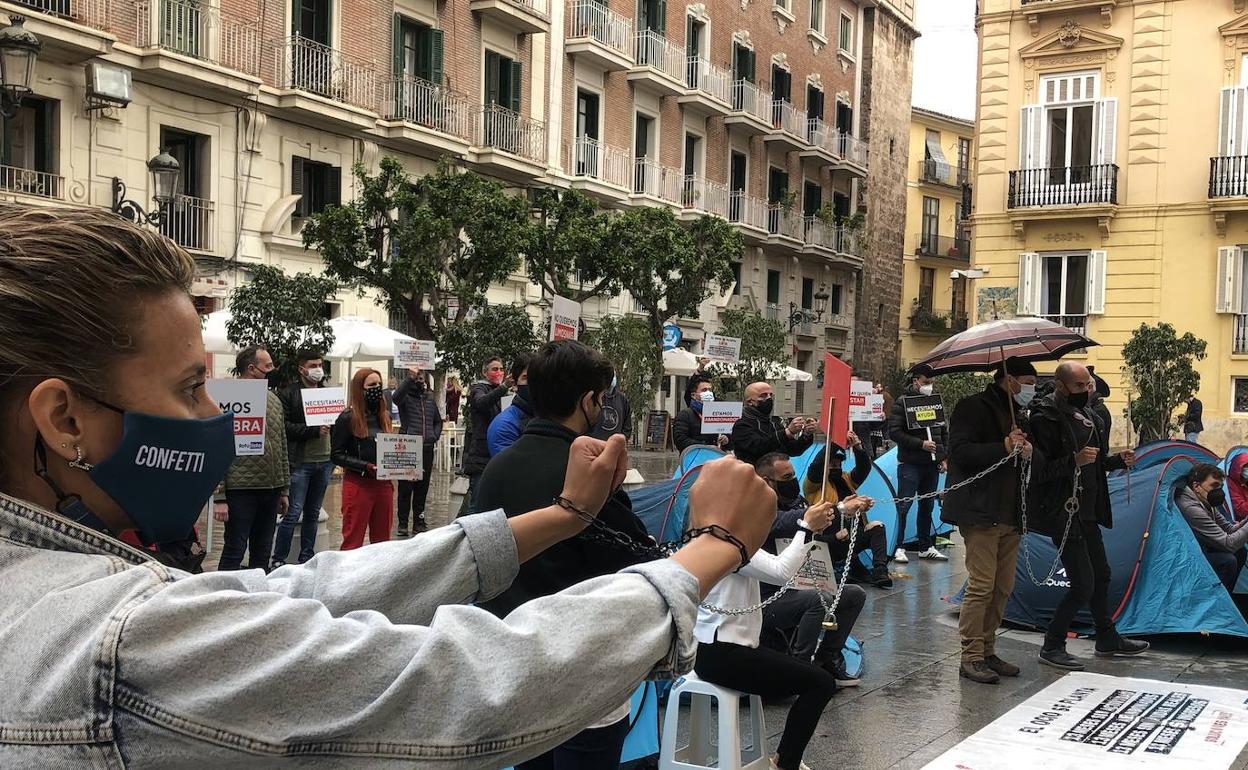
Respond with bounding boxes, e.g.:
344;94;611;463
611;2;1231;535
52;405;236;544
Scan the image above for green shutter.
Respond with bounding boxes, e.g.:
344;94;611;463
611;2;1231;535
509;60;522;113
392;13;403;77
291;156;306;217
291;0;301;36
747;49;756;82
485;51;500;104
655;0;666;34
326;165;342;207
429;28;444;85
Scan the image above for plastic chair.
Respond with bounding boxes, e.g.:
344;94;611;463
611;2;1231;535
659;673;768;770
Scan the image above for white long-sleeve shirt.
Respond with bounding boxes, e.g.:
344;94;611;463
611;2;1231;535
694;529;814;648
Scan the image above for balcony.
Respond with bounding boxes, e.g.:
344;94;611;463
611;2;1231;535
918;158;971;188
1007;164;1118;237
0;164;65;200
1209;156;1248;234
377;76;473;158
273;36;379;129
133;0;260;96
765;99;809;152
159;194;214;254
909;306;969;337
801;118;838;164
470;0;549;35
803;217;862;264
565;0;632;70
631;157;682;206
567;136;632;200
914;233;970;260
1019;0;1116;35
2;0;115;62
1038;313;1088;337
474;104;547;179
826;311;852;329
724;80;772;135
727;190;769;242
677;57;732;116
680;174;729;219
1236;314;1248;355
765;303;781;321
766;204;803;247
628;30;686;95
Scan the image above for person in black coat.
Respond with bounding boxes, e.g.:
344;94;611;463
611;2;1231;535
475;339;653;768
1183;396;1205;444
888;364;949;562
673;376;731;452
943;357;1036;685
392;367;443;536
730;381;816;465
457;356;512;517
1026;362;1147;671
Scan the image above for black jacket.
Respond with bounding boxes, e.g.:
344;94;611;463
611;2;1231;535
590;387;632;440
1184;398;1204;434
730;406;814;465
888;387;949;465
672;406;725;451
278;381;324;469
461;381;509;475
1026;394;1120;535
393;378;443;445
329;408;381;477
475;418;652;616
943;385;1029;528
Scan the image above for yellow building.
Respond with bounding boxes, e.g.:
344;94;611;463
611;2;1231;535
900;107;975;366
970;0;1248;451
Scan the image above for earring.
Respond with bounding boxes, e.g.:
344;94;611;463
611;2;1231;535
68;445;94;472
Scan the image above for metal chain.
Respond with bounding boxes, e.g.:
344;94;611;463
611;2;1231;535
1019;460;1081;586
814;508;860;628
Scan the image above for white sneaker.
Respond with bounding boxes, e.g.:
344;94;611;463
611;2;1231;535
893;548;909;564
919;546;949;561
771;757;813;770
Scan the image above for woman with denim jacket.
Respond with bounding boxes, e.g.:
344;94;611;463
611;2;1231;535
0;205;781;769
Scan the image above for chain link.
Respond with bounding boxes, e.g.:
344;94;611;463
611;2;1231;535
1019;460;1081;587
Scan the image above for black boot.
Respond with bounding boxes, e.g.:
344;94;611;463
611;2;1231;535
1038;645;1085;671
1095;630;1150;657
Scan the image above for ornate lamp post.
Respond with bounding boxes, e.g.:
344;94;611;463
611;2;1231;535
0;17;42;121
111;149;181;227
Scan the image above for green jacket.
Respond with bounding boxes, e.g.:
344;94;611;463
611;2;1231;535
223;390;290;493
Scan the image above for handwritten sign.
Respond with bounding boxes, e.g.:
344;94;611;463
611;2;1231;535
550;295;581;341
902;394;947;429
394;339;437;369
208;378;268;456
700;401;743;434
376;434;423;481
776;539;837;592
301;387;346;427
704;333;742;365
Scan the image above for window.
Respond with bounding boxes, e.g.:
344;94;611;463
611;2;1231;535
801;277;814;309
836;101;852;133
767;166;788;234
484;50;521;112
1019;250;1105;329
292;156;341;218
952;275;966;319
729;151;747;220
291;0;331;92
1235;378;1248;414
732;42;756;83
161;127;212;250
803;180;821;217
293;0;330;44
921;196;939;254
775;0;790;11
1020;71;1116;182
771;65;791;103
767;269;781;305
575;90;601;175
924;128;948;180
682;133;701;205
810;0;824;33
1041;253;1087;328
638;0;665;34
957;136;971;183
634;113;654;193
0;97;59;199
918;267;935;313
807;84;824;122
686;16;704;59
838;12;853;55
394;16;444;85
829;283;843;314
731;261;742;295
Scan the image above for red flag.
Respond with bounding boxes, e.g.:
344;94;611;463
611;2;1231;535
819;352;852;446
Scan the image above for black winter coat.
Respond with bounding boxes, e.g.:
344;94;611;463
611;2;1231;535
1026;394;1124;536
888;387;949;465
279;381;324;469
730;406;814;465
461;381;508;474
672;406;724;451
393;378;443;445
943;385;1028;528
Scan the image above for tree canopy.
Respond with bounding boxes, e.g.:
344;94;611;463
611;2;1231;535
437;303;541;379
525;188;622;303
705;308;788;398
1121;322;1207;442
225;264;338;383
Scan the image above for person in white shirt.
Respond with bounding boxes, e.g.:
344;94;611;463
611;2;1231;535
693;500;837;770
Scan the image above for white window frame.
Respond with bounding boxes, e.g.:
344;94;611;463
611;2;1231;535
1017;249;1105;319
809;0;824;34
1018;70;1116;203
1040;71;1098;178
838;12;853;55
1216;245;1248;315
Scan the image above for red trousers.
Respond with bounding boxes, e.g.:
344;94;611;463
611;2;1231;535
340;474;393;550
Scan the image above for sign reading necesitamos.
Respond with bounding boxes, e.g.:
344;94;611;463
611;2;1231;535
704;333;742;364
375;434;423;481
208;379;268;456
394;339;437;369
700;401;743;434
302;387;347;428
902;394;947;430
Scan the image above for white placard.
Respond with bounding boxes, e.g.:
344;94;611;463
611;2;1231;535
700;401;743;434
207;378;268;456
301;387;347;427
867;393;886;421
501;394;516;411
394;339;437;369
550;295;581;341
775;538;837;593
848;380;875;422
376;434;423;481
925;672;1248;770
704;333;742;364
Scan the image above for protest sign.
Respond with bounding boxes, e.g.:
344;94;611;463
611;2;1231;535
776;539;837;593
394;339;437;369
902;394;947;430
501;394;515;411
818;353;852;446
376;434;423;481
301;387;346;427
208;379;268;456
700;401;743;434
704;333;742;364
550;295;581;341
848;380;875;422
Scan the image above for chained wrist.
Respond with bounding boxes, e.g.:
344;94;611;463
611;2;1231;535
686;524;750;571
553;495;597;527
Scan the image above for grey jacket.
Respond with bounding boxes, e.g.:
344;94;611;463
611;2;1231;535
0;492;699;768
1176;486;1248;553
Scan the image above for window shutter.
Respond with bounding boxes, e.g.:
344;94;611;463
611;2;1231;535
1217;246;1243;314
1219;86;1246;157
1095;97;1117;166
392;14;403;77
1087;249;1106;315
326;165;342;208
484;52;500;105
1019;104;1043;169
1017;252;1041;315
509;60;523;113
747;48;756;82
291;156;306;217
291;1;301;36
429;28;444;85
655;0;666;35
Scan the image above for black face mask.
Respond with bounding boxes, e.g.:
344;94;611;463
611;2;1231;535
1065;391;1090;409
413;380;425;395
364;386;384;410
1207;487;1227;508
754;397;775;416
773;477;801;503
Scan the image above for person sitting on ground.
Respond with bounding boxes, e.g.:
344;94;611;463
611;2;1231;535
694;497;839;770
487;352;533;457
754;452;869;687
1227;453;1248;524
1176;464;1248;593
673;376;731;452
731;381;816;465
803;431;893;588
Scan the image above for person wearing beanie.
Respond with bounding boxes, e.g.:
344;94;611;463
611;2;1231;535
943;356;1038;685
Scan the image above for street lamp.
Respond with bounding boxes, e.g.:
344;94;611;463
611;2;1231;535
0;17;41;121
787;284;830;332
111;149;181;227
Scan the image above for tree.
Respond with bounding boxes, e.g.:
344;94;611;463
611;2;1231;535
302;156;531;346
437;304;541;380
1122;322;1207;442
525;188;622;303
225;264;338;383
705;308;788;398
583;315;659;438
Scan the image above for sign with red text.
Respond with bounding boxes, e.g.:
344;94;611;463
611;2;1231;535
376;434;423;481
704;333;742;365
550;295;581;341
208;378;268;456
700;401;742;434
394;339;437;370
848;379;874;422
301;387;347;427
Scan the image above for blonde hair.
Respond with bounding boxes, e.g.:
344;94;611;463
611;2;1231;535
0;204;196;441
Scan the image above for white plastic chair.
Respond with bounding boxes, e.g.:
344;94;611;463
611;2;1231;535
659;673;768;770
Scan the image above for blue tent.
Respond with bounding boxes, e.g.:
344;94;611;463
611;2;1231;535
997;447;1248;637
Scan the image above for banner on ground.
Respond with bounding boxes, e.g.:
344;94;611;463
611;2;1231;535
700;401;743;434
550;295;581;341
776;538;837;593
207;379;268;456
376;434;424;481
302;387;347;427
819;353;852;446
703;333;742;365
924;672;1248;770
902;394;947;430
394;339;436;370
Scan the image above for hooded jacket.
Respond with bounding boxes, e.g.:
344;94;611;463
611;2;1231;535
393;378;443;445
730;405;814;465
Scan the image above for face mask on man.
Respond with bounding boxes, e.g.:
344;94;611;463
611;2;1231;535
753;396;775;416
517;384;531;402
918;383;934;396
1065;390;1090;409
772;477;801;503
1014;382;1036;407
303;366;325;384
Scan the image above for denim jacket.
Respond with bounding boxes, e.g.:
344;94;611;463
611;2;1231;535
0;492;699;768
